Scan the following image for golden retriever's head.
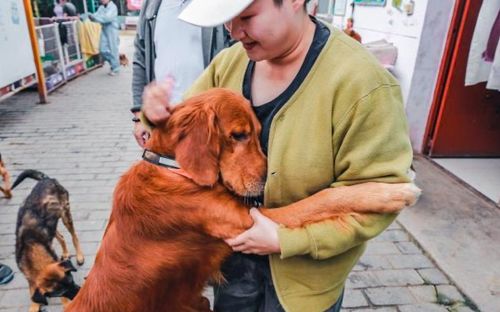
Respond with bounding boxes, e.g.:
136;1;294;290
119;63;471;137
32;260;80;305
149;88;266;197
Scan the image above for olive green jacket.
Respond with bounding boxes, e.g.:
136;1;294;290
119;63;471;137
186;26;412;312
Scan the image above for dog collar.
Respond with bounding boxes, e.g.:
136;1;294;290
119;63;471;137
142;149;193;180
142;149;180;169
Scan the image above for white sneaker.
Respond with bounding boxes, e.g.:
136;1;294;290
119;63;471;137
108;71;118;76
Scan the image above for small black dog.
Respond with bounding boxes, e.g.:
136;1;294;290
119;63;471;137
13;170;84;311
0;152;12;198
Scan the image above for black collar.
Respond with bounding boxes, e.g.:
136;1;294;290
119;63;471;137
142;149;180;169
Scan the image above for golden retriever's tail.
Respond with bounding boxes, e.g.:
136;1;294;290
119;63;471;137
11;169;50;190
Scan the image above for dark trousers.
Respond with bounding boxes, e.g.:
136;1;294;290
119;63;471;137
214;253;344;312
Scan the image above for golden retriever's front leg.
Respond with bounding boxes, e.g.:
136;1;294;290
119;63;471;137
260;182;421;228
202;198;253;239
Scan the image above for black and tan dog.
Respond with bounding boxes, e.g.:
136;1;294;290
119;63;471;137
0;152;12;198
13;170;84;312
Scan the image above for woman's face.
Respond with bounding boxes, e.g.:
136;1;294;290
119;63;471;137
225;0;305;62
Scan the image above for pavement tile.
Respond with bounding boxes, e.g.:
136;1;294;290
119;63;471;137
374;229;410;242
408;285;437;302
385;254;435;269
398;303;449;312
346;271;379;289
372;269;425;287
364;242;401;256
395;241;423;254
343;308;398;312
0;289;32;307
365;287;416;305
342;289;369;308
417;268;450;285
356;255;393;270
436;285;464;305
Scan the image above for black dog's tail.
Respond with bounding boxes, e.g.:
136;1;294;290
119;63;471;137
11;170;50;190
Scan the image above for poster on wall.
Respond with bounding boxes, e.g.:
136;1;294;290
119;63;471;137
0;0;36;88
354;0;386;6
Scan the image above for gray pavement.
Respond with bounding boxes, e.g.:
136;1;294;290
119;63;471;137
0;33;479;311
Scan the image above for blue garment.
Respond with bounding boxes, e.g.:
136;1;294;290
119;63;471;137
92;2;120;72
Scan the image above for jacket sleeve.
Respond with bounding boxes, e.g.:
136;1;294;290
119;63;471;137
131;0;149;112
92;4;117;24
278;84;413;260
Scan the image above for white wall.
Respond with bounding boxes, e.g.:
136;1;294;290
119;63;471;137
339;0;457;152
406;0;456;151
348;0;429;104
0;0;36;88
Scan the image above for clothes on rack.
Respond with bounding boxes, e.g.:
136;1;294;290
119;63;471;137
465;0;500;91
77;20;102;60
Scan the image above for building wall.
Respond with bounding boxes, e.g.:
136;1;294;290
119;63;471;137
405;0;456;152
349;0;429;104
341;0;457;152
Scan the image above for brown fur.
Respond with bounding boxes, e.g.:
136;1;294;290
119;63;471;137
119;54;129;67
14;170;83;311
67;88;419;311
0;152;12;198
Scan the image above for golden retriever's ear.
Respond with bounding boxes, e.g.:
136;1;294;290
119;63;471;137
175;106;220;186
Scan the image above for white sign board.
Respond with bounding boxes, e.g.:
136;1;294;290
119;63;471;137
0;0;36;88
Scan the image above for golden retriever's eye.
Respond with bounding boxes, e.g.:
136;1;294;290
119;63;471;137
231;132;248;141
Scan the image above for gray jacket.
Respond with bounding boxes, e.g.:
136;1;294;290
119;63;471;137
131;0;229;112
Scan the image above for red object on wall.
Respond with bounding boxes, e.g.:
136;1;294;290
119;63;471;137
127;0;143;11
425;0;500;157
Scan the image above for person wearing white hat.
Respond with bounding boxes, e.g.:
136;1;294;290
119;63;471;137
142;0;413;311
130;0;231;147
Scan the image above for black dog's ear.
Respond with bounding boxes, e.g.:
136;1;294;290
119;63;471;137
59;259;77;272
32;288;48;305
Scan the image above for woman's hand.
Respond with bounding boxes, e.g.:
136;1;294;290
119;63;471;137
225;208;281;255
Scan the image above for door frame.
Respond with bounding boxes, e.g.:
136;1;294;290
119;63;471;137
422;0;469;155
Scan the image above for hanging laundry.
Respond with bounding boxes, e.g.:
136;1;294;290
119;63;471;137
77;20;102;60
483;10;500;62
465;0;500;91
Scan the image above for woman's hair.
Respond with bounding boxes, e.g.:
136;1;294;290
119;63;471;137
273;0;311;10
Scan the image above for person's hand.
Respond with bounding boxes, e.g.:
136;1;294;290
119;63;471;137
225;208;281;255
88;14;95;21
142;78;175;126
133;119;150;147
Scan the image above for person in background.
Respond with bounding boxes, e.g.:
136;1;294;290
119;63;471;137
130;0;230;147
89;0;121;76
141;0;414;311
53;0;64;19
343;17;362;43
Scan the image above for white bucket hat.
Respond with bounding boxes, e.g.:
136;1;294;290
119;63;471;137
178;0;255;27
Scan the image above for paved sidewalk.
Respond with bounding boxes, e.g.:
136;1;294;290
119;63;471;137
0;33;478;311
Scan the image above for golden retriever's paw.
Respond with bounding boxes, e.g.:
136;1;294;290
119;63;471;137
405;183;422;207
